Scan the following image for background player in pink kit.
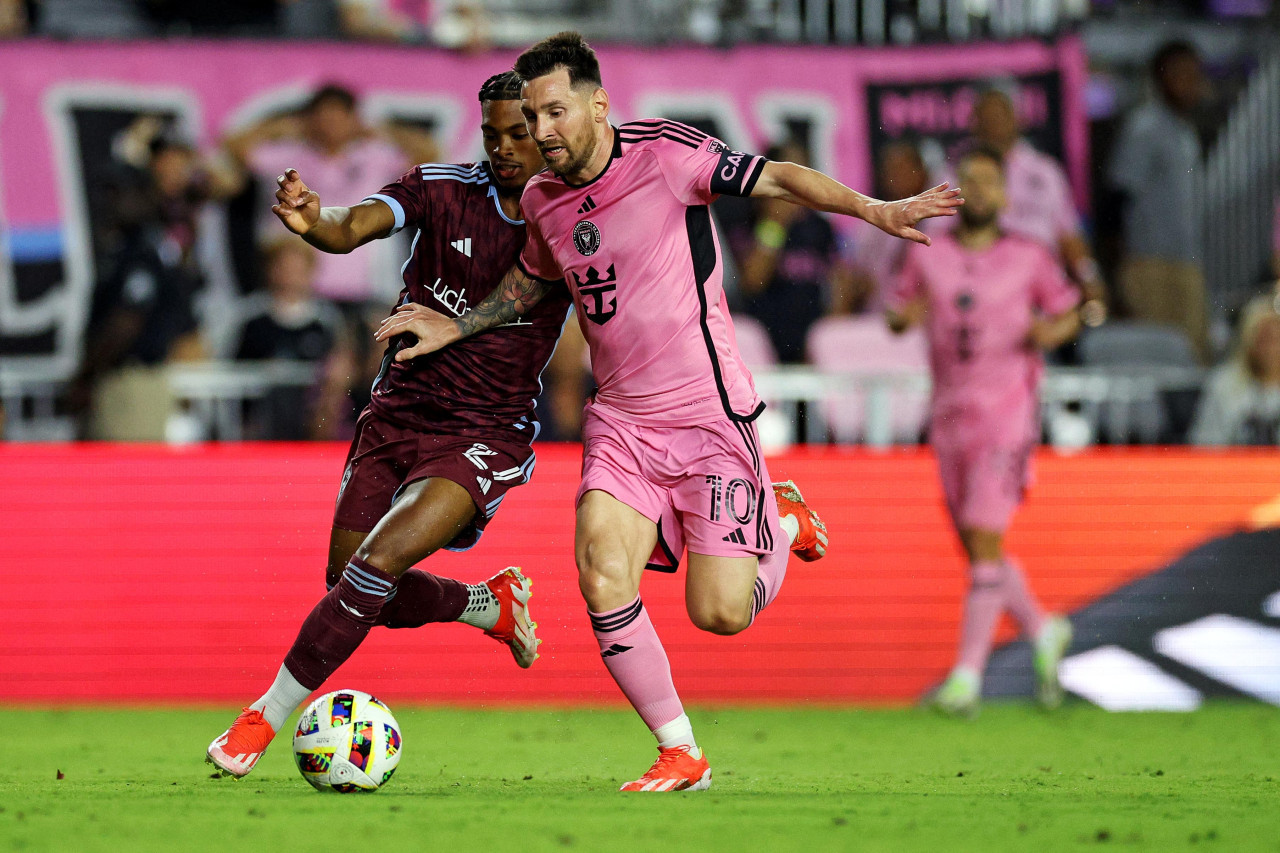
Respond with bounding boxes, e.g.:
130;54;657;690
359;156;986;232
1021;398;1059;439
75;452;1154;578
382;32;962;792
886;147;1080;718
206;73;574;778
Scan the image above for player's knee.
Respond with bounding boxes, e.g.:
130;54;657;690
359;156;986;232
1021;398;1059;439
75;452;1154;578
349;544;411;579
687;600;751;636
968;559;1005;587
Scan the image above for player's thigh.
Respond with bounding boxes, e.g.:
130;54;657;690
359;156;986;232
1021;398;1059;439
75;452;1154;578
354;477;477;575
326;527;368;589
575;489;657;610
684;551;758;635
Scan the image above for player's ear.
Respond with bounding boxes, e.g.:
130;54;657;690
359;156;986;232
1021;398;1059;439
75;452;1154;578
591;87;610;123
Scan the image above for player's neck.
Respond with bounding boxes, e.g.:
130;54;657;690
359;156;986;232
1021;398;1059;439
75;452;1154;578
496;189;522;220
566;125;615;185
954;223;1001;251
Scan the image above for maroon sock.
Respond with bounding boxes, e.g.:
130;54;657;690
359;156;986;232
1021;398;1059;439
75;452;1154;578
378;568;469;629
282;556;397;691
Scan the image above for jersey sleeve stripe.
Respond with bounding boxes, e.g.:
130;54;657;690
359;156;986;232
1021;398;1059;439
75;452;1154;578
363;193;406;234
619;130;700;149
515;256;562;285
738;155;766;196
624;119;709;143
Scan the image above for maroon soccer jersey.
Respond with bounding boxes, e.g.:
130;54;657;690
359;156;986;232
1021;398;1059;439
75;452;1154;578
364;162;572;442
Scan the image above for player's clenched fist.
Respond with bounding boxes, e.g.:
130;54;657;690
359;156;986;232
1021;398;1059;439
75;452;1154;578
272;168;321;235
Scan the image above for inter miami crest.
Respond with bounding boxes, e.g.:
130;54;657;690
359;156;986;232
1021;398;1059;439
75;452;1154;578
573;220;601;256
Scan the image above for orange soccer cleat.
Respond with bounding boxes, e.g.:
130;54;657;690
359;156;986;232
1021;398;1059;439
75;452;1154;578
482;567;541;669
206;707;276;778
619;746;713;792
773;480;829;562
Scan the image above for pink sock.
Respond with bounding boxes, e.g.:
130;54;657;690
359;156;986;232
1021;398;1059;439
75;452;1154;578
1001;557;1046;639
589;597;685;733
956;559;1006;673
750;533;790;622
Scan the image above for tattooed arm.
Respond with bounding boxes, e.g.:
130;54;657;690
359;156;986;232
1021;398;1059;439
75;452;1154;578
373;264;554;363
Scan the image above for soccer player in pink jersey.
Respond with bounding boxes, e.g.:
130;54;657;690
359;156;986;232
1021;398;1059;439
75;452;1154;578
379;32;961;791
886;147;1080;718
207;73;574;778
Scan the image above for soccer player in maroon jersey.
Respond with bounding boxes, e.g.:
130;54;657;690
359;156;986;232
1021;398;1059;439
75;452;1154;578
379;33;961;792
206;72;573;779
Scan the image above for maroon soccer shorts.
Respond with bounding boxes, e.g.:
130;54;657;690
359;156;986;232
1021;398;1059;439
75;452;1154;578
333;408;536;551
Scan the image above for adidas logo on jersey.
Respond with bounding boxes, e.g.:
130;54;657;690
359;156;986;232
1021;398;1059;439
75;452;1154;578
450;237;472;257
577;195;597;215
722;528;747;545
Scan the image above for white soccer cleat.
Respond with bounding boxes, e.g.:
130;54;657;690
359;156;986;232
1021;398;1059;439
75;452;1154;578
1034;615;1073;709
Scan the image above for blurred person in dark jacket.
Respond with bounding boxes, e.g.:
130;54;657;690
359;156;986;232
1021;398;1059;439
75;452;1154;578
70;134;207;440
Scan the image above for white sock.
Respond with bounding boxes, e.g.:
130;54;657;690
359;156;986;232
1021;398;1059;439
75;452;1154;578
652;713;699;756
457;582;499;630
249;664;312;732
779;514;799;546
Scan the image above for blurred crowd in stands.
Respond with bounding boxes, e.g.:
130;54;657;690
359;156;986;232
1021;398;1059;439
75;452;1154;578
2;4;1280;447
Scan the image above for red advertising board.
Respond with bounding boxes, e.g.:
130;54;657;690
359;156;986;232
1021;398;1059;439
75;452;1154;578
1;444;1275;705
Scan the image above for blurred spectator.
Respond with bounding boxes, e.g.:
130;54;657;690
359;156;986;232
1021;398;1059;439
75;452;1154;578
1189;295;1280;446
733;139;848;363
334;0;427;42
69;134;207;440
1273;194;1280;280
430;1;491;51
233;239;343;439
0;0;27;36
209;83;436;312
968;87;1106;318
841;140;930;315
1108;41;1210;362
310;303;386;441
33;0;154;38
537;314;591;441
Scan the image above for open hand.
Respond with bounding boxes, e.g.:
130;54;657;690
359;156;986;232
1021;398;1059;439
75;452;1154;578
271;168;321;235
866;183;964;245
374;302;462;362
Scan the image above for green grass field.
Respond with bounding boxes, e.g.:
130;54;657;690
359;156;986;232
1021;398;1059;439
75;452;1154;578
1;703;1276;852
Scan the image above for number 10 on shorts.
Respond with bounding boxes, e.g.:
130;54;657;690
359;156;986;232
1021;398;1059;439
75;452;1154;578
705;474;757;524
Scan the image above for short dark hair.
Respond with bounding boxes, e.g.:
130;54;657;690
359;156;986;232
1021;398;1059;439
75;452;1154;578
958;144;1005;173
513;31;602;90
478;70;523;103
306;83;358;113
1150;40;1198;80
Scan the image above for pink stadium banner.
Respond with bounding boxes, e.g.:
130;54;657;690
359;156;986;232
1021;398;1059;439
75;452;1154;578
0;37;1086;232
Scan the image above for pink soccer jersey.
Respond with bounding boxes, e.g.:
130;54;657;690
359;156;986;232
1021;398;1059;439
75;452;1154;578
518;120;768;427
888;232;1079;444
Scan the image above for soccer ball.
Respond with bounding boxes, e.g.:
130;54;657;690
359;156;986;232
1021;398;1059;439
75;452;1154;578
292;689;402;793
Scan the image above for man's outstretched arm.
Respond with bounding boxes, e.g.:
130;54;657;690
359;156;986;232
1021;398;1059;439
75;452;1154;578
272;168;396;254
750;161;963;246
373;264;554;362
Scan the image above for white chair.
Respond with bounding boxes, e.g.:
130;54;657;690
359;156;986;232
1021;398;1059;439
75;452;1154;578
1077;322;1199;443
730;313;779;371
805;315;930;445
